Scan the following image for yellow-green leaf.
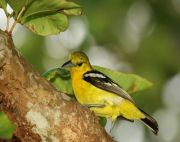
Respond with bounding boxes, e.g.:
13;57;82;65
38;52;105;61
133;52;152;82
43;68;73;95
94;66;153;94
22;0;82;18
23;13;68;36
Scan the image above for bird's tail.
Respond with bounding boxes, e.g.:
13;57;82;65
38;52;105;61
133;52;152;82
140;108;159;135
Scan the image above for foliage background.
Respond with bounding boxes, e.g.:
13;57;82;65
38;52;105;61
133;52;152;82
0;0;180;142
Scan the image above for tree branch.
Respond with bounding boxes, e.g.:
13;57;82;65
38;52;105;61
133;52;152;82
0;30;113;142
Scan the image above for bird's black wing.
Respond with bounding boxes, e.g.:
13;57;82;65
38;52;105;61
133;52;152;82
83;70;135;104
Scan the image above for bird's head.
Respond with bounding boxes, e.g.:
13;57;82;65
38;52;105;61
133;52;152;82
62;51;92;72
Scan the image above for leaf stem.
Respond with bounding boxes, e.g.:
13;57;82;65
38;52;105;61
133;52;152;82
8;6;26;33
5;15;10;32
8;21;17;34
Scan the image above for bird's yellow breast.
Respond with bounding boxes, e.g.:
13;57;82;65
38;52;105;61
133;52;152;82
71;66;122;103
70;66;124;120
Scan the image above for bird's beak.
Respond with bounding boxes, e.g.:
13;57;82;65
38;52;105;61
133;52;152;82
61;60;75;68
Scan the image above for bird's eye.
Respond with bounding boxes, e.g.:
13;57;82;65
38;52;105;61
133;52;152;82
77;63;83;66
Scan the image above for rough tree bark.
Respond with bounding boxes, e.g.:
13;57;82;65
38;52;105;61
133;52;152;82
0;30;113;142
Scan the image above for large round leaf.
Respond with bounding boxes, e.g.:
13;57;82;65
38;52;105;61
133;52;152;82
23;0;82;18
6;0;82;18
23;13;68;36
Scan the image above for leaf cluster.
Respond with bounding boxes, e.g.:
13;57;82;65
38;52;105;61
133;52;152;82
43;65;152;96
0;0;82;35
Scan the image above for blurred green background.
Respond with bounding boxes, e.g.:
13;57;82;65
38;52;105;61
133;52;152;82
1;0;180;141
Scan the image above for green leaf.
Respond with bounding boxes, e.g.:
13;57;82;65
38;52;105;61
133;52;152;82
43;68;74;95
6;0;82;35
93;66;153;94
6;0;82;18
0;112;16;139
0;0;7;10
22;0;82;18
98;116;107;127
43;65;152;96
23;12;68;36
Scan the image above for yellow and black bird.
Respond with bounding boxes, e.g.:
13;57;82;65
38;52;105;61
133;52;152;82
62;51;158;134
